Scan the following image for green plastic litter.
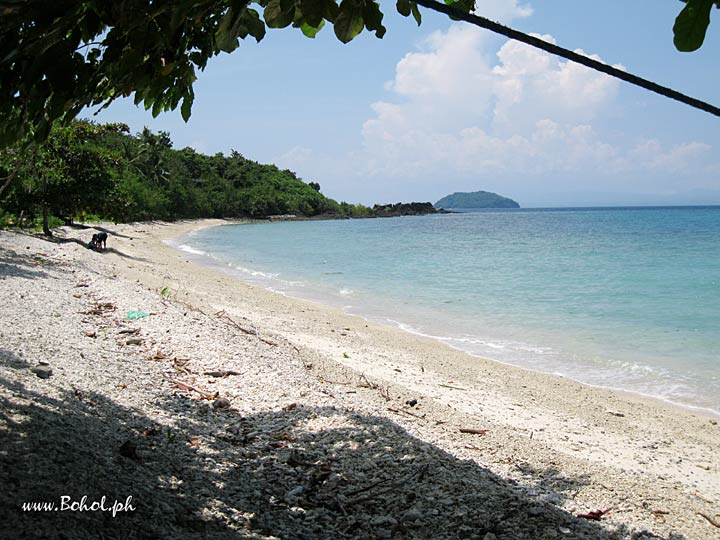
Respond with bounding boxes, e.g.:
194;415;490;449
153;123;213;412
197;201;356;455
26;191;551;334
127;310;150;320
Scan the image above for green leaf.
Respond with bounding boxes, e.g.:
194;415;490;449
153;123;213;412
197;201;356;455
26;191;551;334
151;99;163;118
299;0;327;26
410;2;422;25
673;0;714;51
216;7;242;52
445;0;474;19
324;0;340;22
362;1;386;38
396;0;411;17
180;93;193;122
333;0;364;43
264;0;296;28
301;19;324;37
244;8;267;41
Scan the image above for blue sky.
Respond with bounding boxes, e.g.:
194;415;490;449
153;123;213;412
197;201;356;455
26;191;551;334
89;0;720;207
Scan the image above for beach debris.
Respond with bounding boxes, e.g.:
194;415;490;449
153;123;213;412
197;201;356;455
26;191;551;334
358;373;378;389
577;508;611;521
142;427;160;437
710;419;718;425
127;310;150;320
370;515;398;529
187;435;201;447
406;399;418;407
343;352;350;358
388;407;425;420
213;397;232;410
651;509;670;523
439;383;467;391
342;464;429;507
214;310;278;346
125;338;143;346
697;512;720;528
174;380;217;400
148;350;166;361
83;330;97;338
30;365;52;379
81;302;116;316
283;403;298;412
286;486;305;499
72;387;96;406
558;527;571;535
459;428;489;435
606;410;625;417
118;328;140;335
204;370;240;378
118;440;141;462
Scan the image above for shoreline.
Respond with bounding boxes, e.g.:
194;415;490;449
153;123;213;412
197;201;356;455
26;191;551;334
171;219;720;421
146;220;720;493
2;218;719;539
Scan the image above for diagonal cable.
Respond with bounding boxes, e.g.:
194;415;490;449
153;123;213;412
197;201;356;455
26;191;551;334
414;0;720;118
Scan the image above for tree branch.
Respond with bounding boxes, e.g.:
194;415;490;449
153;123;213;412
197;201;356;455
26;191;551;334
414;0;720;118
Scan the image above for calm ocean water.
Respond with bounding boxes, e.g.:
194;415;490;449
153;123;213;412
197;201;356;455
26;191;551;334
172;207;720;414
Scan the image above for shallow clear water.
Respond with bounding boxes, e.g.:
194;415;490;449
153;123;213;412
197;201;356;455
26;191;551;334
172;207;720;414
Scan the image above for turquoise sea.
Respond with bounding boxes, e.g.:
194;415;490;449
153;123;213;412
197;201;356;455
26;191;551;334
171;207;720;414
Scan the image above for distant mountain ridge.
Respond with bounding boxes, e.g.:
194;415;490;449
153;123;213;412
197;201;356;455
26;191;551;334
434;191;520;209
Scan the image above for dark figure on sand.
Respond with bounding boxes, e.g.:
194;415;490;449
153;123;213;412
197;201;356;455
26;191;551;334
89;232;108;251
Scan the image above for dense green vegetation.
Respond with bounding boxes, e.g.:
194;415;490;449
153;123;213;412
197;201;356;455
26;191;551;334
434;191;520;209
0;120;371;232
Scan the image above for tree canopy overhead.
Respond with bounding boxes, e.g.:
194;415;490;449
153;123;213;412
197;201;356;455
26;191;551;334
0;0;716;149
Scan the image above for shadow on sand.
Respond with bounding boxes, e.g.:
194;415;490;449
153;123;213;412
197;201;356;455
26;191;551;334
0;344;678;540
9;230;150;263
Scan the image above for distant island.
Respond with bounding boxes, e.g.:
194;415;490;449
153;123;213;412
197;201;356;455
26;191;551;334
434;191;520;209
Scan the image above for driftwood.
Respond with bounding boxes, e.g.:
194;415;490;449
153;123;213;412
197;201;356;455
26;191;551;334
698;512;720;528
388;407;426;420
342;464;429;506
459;428;489;435
118;328;140;335
577;508;611;521
214;310;278;346
438;383;467;391
174;380;217;400
204;370;241;378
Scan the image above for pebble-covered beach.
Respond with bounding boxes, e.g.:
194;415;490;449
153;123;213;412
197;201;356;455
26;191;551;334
1;220;718;539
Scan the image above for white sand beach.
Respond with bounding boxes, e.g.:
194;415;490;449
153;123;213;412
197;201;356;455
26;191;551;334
1;219;718;540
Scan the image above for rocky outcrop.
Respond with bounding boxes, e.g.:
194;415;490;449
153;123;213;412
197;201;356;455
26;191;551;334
372;202;449;217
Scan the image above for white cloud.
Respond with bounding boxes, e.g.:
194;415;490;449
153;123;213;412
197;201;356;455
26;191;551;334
358;22;713;195
629;140;711;173
472;0;533;22
361;26;626;179
276;0;717;205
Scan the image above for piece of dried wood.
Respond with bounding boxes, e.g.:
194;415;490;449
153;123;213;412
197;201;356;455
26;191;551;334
697;512;720;528
204;370;241;378
439;383;467;391
459;428;489;435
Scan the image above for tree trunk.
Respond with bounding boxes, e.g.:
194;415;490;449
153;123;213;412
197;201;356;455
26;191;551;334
42;203;52;236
